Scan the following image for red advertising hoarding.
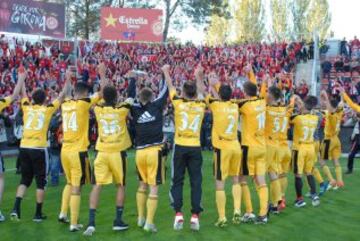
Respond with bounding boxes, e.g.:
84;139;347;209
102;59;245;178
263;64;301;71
100;7;163;43
0;0;65;38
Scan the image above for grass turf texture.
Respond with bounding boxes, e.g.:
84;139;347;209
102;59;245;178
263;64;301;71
0;150;359;241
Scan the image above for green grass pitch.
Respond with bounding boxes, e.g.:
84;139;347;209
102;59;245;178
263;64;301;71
0;150;359;241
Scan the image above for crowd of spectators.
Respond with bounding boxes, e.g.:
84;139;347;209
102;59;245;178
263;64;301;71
0;34;306;151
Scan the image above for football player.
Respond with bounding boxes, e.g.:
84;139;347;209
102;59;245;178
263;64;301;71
10;68;70;222
129;66;169;233
291;95;320;208
0;67;25;222
58;64;105;232
167;65;207;231
83;82;133;236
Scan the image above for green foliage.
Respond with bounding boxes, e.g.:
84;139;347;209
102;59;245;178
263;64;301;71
307;0;332;40
291;0;311;40
234;0;265;43
270;0;290;42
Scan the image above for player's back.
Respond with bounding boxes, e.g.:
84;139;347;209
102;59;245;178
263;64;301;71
21;98;59;148
324;108;343;138
94;103;132;152
265;105;291;146
209;99;239;150
61;98;93;152
238;97;266;147
172;96;206;147
291;114;319;149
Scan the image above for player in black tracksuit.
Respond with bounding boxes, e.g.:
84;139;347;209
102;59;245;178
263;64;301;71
127;67;169;232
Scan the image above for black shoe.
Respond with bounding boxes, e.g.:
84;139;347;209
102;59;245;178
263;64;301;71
255;215;268;224
268;206;280;215
345;170;353;175
33;214;47;222
113;220;129;231
58;216;70;224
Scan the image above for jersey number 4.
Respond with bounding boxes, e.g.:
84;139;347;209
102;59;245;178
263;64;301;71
63;112;78;132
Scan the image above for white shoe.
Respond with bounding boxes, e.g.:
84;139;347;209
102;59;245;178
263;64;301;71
0;211;5;222
70;224;84;232
58;214;69;224
83;226;96;236
190;214;200;231
137;217;146;228
311;195;320;207
144;223;158;233
173;212;184;231
241;213;256;223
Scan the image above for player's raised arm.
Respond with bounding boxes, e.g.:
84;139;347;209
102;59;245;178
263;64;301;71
161;64;173;91
194;64;207;98
11;66;27;101
208;72;220;99
97;62;108;98
56;69;73;103
320;90;332;112
153;67;169;107
293;94;305;112
126;70;137;99
340;87;360;112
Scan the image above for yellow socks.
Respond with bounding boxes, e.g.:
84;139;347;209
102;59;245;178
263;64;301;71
146;195;158;225
313;167;324;184
241;183;253;214
70;194;81;225
136;189;147;220
216;190;226;220
232;184;241;213
257;185;269;217
322;165;335;183
279;176;288;197
335;165;343;183
270;179;281;206
60;184;71;216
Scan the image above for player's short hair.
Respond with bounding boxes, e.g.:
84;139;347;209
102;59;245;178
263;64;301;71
268;86;282;101
182;81;197;99
304;95;318;111
330;95;340;109
243;81;257;97
139;87;153;103
103;85;118;106
32;88;46;105
219;85;232;101
74;82;89;95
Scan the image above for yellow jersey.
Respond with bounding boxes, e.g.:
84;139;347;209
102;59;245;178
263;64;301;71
20;98;60;148
0;97;12;112
290;114;319;149
265;103;294;146
207;96;240;150
94;103;132;152
323;108;343;139
61;95;100;152
238;97;266;147
170;89;206;147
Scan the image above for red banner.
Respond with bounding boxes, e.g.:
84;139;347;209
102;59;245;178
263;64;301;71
0;0;65;38
100;7;163;43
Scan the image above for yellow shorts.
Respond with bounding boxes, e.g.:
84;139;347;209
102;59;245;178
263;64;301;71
266;145;279;173
93;151;127;185
278;145;291;174
241;145;266;176
292;145;316;175
136;145;165;186
321;136;341;160
213;147;242;181
61;150;91;187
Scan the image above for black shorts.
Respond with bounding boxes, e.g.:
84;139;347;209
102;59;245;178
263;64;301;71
19;148;49;189
0;152;4;174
